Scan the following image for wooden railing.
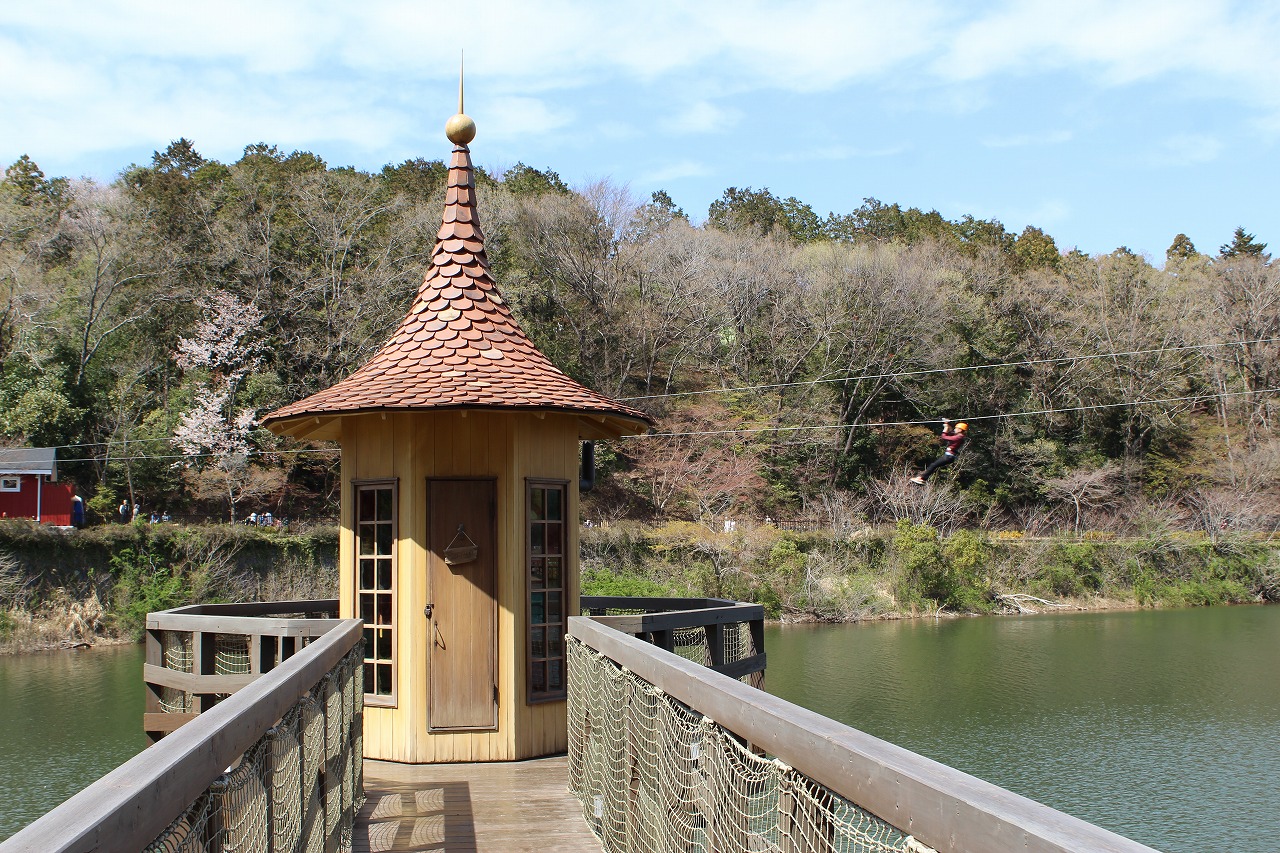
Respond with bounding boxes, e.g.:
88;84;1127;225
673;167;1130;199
567;614;1161;853
2;606;362;853
144;599;339;741
581;595;766;683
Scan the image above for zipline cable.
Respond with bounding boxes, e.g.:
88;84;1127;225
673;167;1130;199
52;446;341;465
20;338;1280;458
618;337;1280;403
54;386;1279;458
627;386;1280;439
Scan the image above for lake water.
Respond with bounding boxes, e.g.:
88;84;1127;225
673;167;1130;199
3;607;1277;849
764;605;1280;853
0;643;146;840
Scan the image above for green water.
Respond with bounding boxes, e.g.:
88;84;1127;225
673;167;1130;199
3;609;1277;849
765;605;1280;853
0;644;146;840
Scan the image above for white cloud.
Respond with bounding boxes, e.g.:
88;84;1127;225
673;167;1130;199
1147;133;1224;167
777;144;906;162
981;130;1072;149
639;160;710;185
934;0;1280;96
481;96;574;142
661;101;741;135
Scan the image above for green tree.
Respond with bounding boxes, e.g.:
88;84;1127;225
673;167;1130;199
1219;227;1269;261
380;158;448;203
707;186;820;242
1013;225;1060;271
1167;233;1197;264
501;162;571;197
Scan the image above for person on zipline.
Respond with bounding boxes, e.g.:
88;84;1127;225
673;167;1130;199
911;419;968;484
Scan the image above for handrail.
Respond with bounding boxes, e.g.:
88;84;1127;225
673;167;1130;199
582;596;766;682
2;618;362;853
581;595;744;612
567;615;1160;853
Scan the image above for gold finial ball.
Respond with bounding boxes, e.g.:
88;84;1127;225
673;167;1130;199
445;113;476;145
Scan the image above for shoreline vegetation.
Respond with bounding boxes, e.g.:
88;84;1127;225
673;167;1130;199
0;520;337;655
5;518;1276;655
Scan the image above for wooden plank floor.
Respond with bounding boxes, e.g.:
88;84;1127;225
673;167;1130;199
354;756;603;853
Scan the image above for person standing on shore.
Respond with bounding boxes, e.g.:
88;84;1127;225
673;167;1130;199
911;419;968;484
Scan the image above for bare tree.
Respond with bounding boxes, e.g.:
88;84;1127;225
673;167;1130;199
1044;461;1123;534
53;181;173;387
864;470;976;533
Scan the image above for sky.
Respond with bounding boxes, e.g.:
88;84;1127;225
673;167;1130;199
2;0;1278;261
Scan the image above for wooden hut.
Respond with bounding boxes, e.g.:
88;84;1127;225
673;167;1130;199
261;104;651;763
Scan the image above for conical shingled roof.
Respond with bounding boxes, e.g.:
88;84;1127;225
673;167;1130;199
261;141;652;440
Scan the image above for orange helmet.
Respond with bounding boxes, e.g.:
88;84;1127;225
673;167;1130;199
955;422;969;432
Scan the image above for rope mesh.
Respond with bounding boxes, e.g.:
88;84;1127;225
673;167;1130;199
568;636;933;853
144;645;365;853
160;631;194;714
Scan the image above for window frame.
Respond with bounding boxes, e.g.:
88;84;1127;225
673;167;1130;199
0;477;19;492
354;478;399;708
526;478;569;704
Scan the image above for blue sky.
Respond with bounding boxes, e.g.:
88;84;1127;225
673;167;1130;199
2;0;1277;261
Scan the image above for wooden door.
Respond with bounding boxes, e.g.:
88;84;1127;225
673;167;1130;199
427;478;497;730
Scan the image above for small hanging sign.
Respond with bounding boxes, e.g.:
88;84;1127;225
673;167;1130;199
443;524;478;566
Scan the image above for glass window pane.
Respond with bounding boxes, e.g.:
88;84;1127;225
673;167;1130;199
359;489;374;522
548;660;562;690
531;661;547;693
531;558;545;589
531;592;545;625
359;525;375;555
376;487;393;521
549;634;563;658
364;662;375;688
376;594;392;625
531;523;544;554
376;523;393;556
530;487;545;521
531;627;545;658
547;488;562;521
363;627;374;655
376;628;392;660
546;523;562;555
548;592;562;623
546;557;562;588
376;664;392;695
360;559;375;591
359;595;374;624
377;563;392;590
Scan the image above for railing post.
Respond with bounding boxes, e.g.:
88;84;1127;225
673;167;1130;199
144;628;164;745
706;622;725;670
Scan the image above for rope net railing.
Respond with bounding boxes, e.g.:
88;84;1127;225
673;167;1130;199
143;645;365;853
581;599;767;690
159;630;194;714
567;636;933;853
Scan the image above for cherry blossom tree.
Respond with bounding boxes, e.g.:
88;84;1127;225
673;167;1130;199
172;291;280;520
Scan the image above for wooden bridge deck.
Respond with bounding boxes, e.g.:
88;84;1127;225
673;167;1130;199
354;755;602;853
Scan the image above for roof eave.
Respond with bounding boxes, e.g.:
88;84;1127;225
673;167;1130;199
263;403;651;441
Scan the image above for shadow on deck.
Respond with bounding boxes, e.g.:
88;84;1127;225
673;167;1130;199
355;756;601;853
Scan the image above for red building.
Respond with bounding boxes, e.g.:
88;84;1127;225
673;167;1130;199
0;447;75;526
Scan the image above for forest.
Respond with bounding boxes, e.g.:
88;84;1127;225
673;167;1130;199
1;140;1276;538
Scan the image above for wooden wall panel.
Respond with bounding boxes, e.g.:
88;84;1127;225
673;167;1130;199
345;410;579;763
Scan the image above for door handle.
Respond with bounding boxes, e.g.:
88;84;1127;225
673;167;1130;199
424;603;434;619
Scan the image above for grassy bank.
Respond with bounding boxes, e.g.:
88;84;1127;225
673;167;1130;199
3;518;1276;652
0;520;338;653
582;521;1280;620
